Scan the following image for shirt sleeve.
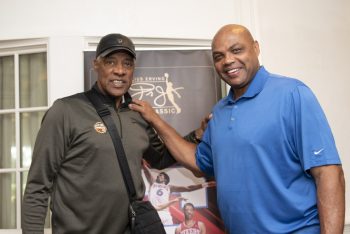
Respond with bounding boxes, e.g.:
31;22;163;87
22;99;68;233
292;85;341;171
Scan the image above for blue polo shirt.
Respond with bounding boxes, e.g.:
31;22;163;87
196;66;341;233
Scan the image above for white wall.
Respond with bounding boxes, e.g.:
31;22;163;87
1;0;349;228
0;0;236;40
0;0;237;101
256;0;350;224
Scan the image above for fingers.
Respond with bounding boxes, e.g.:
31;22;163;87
202;113;213;127
131;99;143;106
129;99;160;124
129;99;149;113
195;113;212;140
202;181;216;188
204;113;213;122
129;99;153;110
129;99;143;110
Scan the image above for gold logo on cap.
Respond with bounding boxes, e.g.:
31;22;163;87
94;122;107;134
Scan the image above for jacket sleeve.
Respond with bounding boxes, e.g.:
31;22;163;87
142;124;176;169
22;100;68;233
143;126;200;170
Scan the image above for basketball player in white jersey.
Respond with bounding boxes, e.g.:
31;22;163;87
175;203;206;234
142;161;215;225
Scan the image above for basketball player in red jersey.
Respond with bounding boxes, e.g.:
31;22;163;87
175;203;206;234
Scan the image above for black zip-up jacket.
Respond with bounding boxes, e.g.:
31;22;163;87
22;84;176;234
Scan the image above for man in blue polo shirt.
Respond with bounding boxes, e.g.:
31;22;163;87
129;24;345;233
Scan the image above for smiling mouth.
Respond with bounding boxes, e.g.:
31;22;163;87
111;80;125;87
227;68;240;75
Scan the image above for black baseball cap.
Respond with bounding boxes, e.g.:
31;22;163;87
96;33;136;58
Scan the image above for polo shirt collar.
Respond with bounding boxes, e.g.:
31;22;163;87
226;66;269;103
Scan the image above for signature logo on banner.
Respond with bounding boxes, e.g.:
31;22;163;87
130;73;184;115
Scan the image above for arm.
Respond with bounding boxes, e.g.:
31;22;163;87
142;124;177;170
184;113;212;144
22;100;66;233
130;99;202;174
309;165;345;234
175;225;181;234
142;159;155;185
194;113;212;141
170;181;216;193
198;221;206;234
292;86;345;233
154;196;187;211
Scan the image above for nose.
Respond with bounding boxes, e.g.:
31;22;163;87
223;53;235;65
112;63;126;75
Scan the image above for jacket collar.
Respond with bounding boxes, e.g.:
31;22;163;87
91;83;132;109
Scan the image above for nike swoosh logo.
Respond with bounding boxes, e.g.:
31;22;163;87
313;148;324;155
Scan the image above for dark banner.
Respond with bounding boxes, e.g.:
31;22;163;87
84;50;225;233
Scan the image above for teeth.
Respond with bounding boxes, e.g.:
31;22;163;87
112;80;123;84
228;68;239;74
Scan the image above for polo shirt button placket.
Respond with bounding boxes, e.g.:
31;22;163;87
229;105;238;129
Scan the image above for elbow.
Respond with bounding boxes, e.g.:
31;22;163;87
192;170;205;178
185;165;205;178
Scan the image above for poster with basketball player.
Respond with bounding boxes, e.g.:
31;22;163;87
84;49;225;233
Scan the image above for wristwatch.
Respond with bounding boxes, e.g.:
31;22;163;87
190;130;202;144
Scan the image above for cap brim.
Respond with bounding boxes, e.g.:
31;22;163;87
98;46;136;58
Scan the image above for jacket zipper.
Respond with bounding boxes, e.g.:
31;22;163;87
115;111;123;138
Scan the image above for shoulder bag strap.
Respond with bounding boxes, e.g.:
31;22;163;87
85;89;137;200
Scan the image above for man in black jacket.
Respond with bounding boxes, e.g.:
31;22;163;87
22;33;205;234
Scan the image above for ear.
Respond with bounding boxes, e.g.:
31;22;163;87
254;40;260;56
93;59;99;71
